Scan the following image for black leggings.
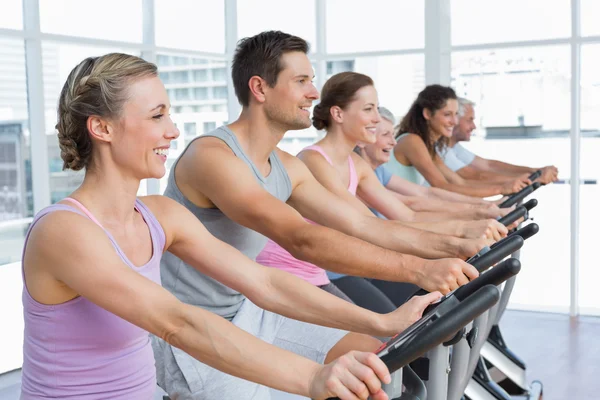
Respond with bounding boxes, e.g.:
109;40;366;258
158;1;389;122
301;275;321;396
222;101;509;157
332;276;420;312
330;276;398;314
369;279;420;308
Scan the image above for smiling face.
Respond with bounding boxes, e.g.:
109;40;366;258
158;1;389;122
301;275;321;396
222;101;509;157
454;103;476;141
108;76;180;180
262;51;319;130
425;98;459;140
337;85;381;145
362;118;396;167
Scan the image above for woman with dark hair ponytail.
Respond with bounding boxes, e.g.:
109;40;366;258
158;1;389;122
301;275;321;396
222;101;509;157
388;85;530;197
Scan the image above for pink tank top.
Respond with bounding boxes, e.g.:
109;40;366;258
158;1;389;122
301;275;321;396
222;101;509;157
256;145;358;285
20;198;165;399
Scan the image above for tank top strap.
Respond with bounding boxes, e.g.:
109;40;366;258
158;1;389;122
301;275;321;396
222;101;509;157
303;145;359;194
302;145;334;165
347;155;359;195
62;197;104;229
134;198;166;254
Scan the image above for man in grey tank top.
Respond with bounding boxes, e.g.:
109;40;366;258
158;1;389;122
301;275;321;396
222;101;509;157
153;31;489;400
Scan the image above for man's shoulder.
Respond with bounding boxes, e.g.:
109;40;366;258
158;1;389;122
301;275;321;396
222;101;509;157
438;145;455;158
274;147;302;169
453;142;477;161
186;131;236;161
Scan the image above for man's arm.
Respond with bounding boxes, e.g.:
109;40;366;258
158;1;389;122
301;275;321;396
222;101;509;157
435;154;530;196
145;195;441;337
471;156;559;184
469;154;559;185
471;155;536;176
456;163;529;183
180;138;479;288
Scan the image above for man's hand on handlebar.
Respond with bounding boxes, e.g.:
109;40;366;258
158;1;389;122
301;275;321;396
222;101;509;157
415;258;479;295
459;219;507;241
537;166;559;185
501;175;531;195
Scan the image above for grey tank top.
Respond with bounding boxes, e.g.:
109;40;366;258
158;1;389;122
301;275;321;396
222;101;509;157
161;126;293;320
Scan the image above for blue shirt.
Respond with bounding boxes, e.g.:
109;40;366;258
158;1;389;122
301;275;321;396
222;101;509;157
370;165;392;219
374;164;393;186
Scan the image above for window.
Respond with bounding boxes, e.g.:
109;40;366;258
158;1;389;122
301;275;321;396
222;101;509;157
327;61;355;76
0;39;31;267
214;87;228;99
159;71;170;84
452;46;571;311
203;122;216;133
581;0;600;37
579;44;600;315
157;55;172;66
237;0;316;51
212;68;227;81
0;142;17;163
194;87;209;100
171;71;189;84
451;0;570;46
326;54;425;121
0;170;18;187
155;0;225;53
326;0;424;53
452;47;570;131
0;0;22;29
175;88;190;101
184;122;197;136
40;0;143;42
193;70;209;82
173;56;189;66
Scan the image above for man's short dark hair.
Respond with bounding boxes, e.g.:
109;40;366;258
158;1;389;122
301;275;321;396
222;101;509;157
232;31;309;107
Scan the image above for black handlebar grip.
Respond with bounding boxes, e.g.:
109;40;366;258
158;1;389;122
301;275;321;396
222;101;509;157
497;206;527;227
490;223;539;250
528;170;542;181
499;182;540;208
522;198;538;211
453;258;521;301
508;222;539;241
469;235;524;272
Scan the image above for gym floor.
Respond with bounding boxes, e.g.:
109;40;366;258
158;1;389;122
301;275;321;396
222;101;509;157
501;310;600;400
0;310;597;400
